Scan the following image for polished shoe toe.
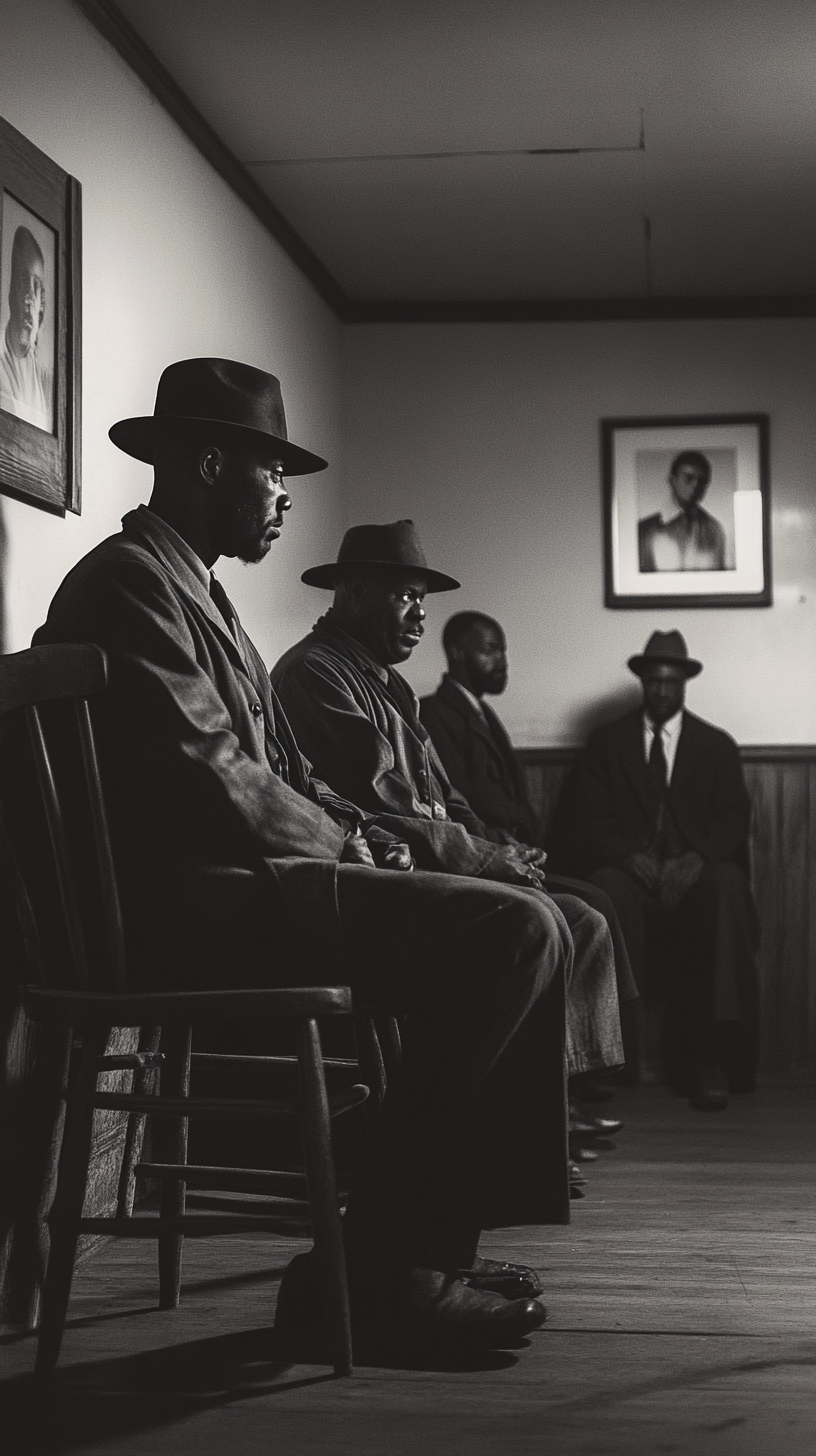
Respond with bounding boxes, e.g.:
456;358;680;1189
407;1273;548;1346
454;1256;542;1299
569;1143;599;1162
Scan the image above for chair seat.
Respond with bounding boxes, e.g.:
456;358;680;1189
21;983;353;1025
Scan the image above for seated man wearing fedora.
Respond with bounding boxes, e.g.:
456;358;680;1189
33;358;581;1357
570;631;759;1110
271;521;626;1089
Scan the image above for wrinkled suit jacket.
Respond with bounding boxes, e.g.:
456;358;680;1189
33;507;358;977
271;616;523;880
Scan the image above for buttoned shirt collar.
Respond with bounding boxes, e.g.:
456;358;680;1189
643;708;684;783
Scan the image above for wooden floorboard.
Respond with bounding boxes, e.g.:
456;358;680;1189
1;1084;814;1455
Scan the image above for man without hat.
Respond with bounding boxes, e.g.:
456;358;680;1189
570;631;759;1110
271;521;627;1094
419;610;640;1096
33;358;576;1356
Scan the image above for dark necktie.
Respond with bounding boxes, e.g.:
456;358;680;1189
209;573;240;642
649;725;668;792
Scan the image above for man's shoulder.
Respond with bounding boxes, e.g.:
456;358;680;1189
35;522;188;645
681;710;739;755
270;630;322;684
586;708;641;749
638;513;663;534
419;678;463;719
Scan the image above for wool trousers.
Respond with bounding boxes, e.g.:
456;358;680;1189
125;861;573;1272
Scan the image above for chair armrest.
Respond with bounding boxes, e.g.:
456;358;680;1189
21;984;353;1026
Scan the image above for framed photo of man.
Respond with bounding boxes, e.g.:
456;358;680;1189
0;116;82;515
602;414;771;609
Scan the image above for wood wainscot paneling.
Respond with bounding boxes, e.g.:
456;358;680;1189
517;744;816;1080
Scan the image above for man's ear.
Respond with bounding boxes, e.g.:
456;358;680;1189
199;446;225;486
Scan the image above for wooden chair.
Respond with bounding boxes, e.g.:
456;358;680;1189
0;643;369;1378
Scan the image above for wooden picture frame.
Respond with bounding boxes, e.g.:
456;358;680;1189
602;414;771;609
0;116;82;516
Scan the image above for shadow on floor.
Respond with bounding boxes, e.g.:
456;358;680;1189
3;1323;521;1454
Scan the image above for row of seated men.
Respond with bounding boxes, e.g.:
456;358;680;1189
30;356;758;1362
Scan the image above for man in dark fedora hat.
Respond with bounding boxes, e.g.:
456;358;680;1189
272;521;629;1100
33;359;579;1354
571;631;758;1110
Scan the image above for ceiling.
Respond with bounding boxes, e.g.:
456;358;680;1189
97;0;816;313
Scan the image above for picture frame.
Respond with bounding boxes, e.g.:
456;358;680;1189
601;414;771;609
0;116;82;516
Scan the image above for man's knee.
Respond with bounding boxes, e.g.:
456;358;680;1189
549;892;610;952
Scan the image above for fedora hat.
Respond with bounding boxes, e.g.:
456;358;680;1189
301;520;460;593
108;358;328;475
628;630;702;679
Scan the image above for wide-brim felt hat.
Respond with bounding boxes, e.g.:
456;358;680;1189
301;520;460;593
628;630;702;678
109;357;328;475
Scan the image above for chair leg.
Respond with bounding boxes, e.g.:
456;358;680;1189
297;1017;353;1377
116;1026;161;1219
35;1026;109;1377
155;1024;191;1309
353;1015;387;1135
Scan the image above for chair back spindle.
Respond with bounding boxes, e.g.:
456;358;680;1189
0;644;121;992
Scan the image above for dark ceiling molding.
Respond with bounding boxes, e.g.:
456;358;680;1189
350;295;816;324
73;0;352;318
72;1;816;330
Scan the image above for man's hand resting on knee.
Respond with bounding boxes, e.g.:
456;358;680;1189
484;844;548;891
623;849;664;894
659;850;705;908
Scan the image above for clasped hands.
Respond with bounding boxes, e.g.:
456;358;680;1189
339;833;548;888
624;848;705;908
340;832;415;872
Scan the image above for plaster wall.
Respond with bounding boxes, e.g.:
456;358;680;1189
343;319;816;745
0;0;343;667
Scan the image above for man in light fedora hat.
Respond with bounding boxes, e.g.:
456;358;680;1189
272;521;629;1111
571;631;758;1110
33;359;580;1356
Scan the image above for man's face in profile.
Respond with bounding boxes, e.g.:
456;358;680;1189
640;663;687;725
8;239;46;358
669;462;707;512
461;621;508;696
212;444;290;564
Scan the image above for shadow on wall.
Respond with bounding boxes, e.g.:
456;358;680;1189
0;498;6;654
566;681;642;744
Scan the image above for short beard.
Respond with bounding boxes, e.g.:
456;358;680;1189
237;536;272;566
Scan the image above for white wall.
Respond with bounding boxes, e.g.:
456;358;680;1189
0;0;343;667
343;319;816;745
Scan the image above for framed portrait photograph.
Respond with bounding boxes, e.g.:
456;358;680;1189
0;116;81;515
602;414;771;609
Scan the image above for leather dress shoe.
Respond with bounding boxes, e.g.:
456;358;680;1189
688;1061;729;1112
274;1252;547;1359
569;1103;624;1137
400;1268;547;1346
451;1256;542;1299
569;1142;599;1162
